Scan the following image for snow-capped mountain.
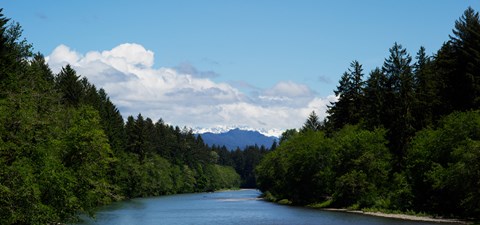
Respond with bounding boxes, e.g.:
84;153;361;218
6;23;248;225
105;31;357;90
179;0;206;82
193;125;283;138
195;127;281;151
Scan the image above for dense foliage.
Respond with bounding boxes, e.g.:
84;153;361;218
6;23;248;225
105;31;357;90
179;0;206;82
212;144;271;188
257;126;391;207
0;9;239;224
256;7;480;219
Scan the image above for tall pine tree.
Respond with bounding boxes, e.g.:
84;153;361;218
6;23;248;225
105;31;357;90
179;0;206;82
55;65;85;107
301;111;322;132
327;60;364;130
382;42;415;168
362;68;387;130
436;7;480;111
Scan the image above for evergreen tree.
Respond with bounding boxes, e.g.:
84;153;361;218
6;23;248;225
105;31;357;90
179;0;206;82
0;9;9;59
55;65;85;107
0;9;242;223
0;16;30;98
382;42;415;167
437;7;480;111
270;140;277;151
362;68;387;129
301;111;321;132
214;145;234;167
4;21;32;61
351;60;365;121
327;61;364;129
125;114;147;161
413;46;437;128
153;119;173;159
96;88;126;153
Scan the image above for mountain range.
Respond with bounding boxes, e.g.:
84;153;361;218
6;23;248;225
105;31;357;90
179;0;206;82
194;125;283;137
198;128;279;150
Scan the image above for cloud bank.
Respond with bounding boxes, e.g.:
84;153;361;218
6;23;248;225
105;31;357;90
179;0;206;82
46;43;336;136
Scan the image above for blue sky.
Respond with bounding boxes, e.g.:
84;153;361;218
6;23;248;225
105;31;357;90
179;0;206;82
3;1;479;135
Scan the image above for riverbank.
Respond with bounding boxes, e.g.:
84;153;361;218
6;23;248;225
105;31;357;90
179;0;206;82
260;192;472;224
320;208;471;224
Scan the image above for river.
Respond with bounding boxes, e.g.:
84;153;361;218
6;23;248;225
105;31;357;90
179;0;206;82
76;189;458;225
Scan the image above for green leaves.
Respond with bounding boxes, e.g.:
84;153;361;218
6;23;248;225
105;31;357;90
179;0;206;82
58;106;117;214
256;126;391;207
0;8;243;224
318;7;480;218
407;111;480;217
331;126;391;208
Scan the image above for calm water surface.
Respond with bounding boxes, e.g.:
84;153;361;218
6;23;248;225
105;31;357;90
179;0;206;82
76;189;456;225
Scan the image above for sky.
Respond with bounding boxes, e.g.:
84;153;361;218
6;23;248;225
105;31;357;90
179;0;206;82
2;1;479;136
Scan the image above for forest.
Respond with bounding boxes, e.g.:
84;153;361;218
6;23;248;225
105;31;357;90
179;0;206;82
0;8;274;224
2;5;480;225
256;7;480;219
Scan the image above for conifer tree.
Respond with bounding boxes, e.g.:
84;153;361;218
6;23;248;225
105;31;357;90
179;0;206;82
437;7;480;111
382;42;415;167
55;65;85;107
413;46;437;128
327;61;364;129
362;68;387;129
301;111;322;132
0;9;9;58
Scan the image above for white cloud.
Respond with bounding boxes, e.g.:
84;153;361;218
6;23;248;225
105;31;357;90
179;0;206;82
45;44;81;71
255;81;317;108
46;43;335;136
264;81;313;98
303;95;338;120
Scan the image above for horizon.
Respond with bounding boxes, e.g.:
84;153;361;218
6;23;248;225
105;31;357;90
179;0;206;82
3;1;479;132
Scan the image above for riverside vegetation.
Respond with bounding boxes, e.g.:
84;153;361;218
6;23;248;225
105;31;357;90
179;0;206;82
0;8;248;224
256;7;480;221
1;6;480;225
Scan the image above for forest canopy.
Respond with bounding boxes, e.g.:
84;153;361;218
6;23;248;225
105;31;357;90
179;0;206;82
1;5;480;224
0;8;245;224
256;7;480;219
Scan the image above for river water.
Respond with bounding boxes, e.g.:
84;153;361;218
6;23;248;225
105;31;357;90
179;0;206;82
76;189;456;225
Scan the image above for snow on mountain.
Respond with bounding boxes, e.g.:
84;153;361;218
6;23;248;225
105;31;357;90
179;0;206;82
194;127;281;151
193;125;283;138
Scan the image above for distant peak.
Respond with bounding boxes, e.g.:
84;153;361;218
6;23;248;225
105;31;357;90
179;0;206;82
198;127;280;150
193;126;283;138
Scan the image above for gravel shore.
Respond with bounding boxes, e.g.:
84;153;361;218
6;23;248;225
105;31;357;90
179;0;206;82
322;208;470;224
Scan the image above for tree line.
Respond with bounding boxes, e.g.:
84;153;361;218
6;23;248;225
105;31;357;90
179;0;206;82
0;9;240;224
256;7;480;219
212;143;273;188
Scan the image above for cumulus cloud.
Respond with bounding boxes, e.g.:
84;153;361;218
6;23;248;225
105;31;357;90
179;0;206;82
264;81;313;98
257;81;316;107
46;45;81;70
46;43;335;136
